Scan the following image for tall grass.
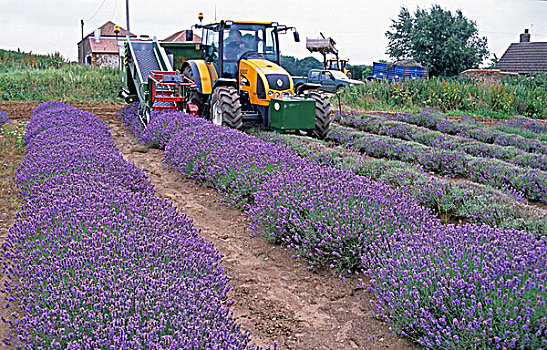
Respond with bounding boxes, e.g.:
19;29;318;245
0;65;120;103
341;74;547;119
0;48;120;103
0;49;66;71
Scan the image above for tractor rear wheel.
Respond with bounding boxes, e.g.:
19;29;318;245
183;66;206;115
308;90;332;139
210;86;243;130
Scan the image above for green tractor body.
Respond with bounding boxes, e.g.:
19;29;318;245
269;97;316;131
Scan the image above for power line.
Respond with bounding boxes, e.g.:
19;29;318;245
112;0;118;17
86;0;109;22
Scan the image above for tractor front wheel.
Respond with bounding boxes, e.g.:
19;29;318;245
308;90;332;139
210;86;243;130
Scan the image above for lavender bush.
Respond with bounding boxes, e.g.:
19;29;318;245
495;117;547;138
165;123;304;208
3;102;267;349
255;132;547;235
29;100;70;118
364;223;547;349
329;125;547;203
123;107;547;349
142;110;210;149
393;109;547;155
24;105;110;145
118;102;144;140
336;111;547;172
0;110;9;126
249;164;437;271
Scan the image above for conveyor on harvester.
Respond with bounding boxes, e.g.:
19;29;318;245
133;44;162;82
121;39;190;125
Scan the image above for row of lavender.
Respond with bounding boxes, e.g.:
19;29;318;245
252;132;546;235
2;102;266;349
121;106;546;349
336;111;547;172
386;109;547;155
495;117;547;139
329;124;547;204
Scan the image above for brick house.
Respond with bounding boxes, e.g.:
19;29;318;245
78;21;135;68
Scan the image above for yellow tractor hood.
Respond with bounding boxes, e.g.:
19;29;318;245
244;58;291;76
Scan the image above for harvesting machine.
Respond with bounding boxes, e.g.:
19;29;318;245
119;17;332;138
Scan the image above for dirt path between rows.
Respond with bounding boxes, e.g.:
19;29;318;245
104;113;416;350
0;102;416;350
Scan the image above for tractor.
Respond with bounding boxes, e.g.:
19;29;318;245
326;57;350;77
119;18;332;139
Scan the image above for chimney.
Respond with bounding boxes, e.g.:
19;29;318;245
94;29;101;43
520;29;530;43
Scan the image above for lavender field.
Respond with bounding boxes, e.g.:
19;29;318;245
117;105;546;350
1;101;545;350
1;102;270;349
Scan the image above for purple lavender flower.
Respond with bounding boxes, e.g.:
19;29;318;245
3;102;270;349
0;110;9;126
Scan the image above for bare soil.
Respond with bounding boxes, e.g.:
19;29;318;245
0;102;416;349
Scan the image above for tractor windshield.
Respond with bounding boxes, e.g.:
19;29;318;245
221;23;279;77
328;60;340;70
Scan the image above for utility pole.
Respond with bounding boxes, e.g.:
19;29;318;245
80;19;84;64
125;0;130;41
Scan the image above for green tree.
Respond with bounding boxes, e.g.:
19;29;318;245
386;5;489;76
280;55;322;76
347;64;372;81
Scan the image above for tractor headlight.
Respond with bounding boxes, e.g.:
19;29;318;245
275;92;280;98
268;91;273;96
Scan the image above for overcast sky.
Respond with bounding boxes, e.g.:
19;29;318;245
1;0;546;65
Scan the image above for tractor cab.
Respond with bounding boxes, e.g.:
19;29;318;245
198;21;285;78
327;58;350;76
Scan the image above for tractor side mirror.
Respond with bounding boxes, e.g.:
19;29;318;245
293;31;300;42
186;29;194;41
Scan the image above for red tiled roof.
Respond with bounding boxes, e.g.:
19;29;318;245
86;21;136;38
162;30;201;43
88;37;119;53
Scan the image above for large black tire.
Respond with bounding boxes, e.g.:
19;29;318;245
308;90;332;139
182;66;206;115
210;86;243;130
